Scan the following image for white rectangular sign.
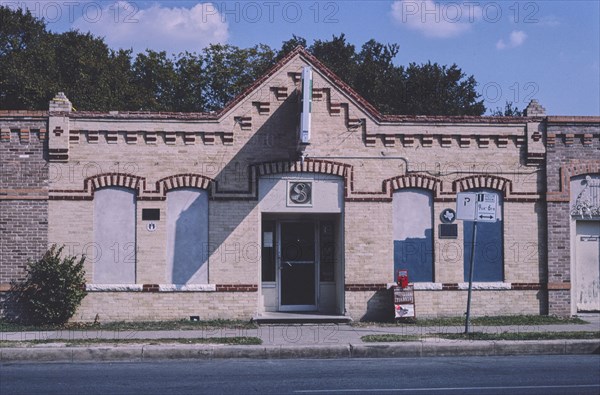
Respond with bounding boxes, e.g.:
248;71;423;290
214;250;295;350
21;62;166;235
456;192;477;221
456;192;498;222
475;193;498;222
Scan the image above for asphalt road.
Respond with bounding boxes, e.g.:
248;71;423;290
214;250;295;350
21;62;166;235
1;355;599;395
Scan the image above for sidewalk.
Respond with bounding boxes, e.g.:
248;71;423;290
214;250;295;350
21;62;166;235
1;314;598;362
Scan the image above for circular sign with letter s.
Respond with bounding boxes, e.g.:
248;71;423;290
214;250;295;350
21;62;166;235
288;181;312;206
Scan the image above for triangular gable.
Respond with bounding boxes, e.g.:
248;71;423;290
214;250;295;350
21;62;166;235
217;46;383;122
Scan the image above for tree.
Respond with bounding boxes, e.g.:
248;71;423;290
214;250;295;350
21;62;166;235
0;6;57;109
173;52;206;112
131;50;177;111
1;6;487;115
201;44;275;111
402;62;485;115
276;35;307;61
309;34;357;86
354;39;403;114
490;101;523;116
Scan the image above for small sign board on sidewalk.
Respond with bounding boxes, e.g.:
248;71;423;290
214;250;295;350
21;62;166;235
394;285;415;319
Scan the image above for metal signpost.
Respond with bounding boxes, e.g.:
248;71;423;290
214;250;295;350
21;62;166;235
456;192;498;334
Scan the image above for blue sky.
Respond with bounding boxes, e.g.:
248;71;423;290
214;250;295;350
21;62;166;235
3;0;599;115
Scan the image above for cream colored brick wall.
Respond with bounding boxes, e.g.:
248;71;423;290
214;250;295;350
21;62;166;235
48;200;94;283
344;202;393;284
208;201;260;284
345;289;544;321
503;202;546;283
137;200;167;284
414;290;545;317
46;52;546;321
74;292;258;322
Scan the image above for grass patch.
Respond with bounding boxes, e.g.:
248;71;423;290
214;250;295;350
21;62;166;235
353;315;588;327
361;334;421;343
0;319;258;332
436;331;600;341
361;331;600;343
0;336;263;348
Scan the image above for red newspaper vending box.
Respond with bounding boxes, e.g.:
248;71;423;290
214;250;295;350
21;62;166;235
397;269;409;289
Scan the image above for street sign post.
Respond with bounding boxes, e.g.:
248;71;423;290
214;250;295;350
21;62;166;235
456;191;499;334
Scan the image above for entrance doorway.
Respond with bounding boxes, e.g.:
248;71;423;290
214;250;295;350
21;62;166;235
575;221;600;312
279;221;317;311
261;214;340;313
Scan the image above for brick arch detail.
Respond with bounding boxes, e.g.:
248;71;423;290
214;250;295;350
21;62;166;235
547;161;600;202
385;174;440;194
254;159;352;178
453;175;512;195
157;174;214;194
85;173;145;194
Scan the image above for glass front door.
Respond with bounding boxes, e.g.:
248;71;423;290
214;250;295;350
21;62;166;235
279;221;317;311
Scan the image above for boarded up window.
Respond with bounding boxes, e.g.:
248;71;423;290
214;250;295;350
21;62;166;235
393;189;434;282
463;189;504;282
166;188;208;284
93;187;136;283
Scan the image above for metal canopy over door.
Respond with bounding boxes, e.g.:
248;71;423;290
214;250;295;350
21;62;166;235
575;221;600;312
278;221;317;311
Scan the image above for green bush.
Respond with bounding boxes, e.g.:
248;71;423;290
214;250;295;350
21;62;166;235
11;245;87;324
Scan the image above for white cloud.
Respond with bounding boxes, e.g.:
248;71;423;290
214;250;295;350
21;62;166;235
496;30;527;50
72;2;229;54
390;0;481;38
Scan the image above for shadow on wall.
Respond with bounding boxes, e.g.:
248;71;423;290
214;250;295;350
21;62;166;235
360;288;395;322
394;229;434;282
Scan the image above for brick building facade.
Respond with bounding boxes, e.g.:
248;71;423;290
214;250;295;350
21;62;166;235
545;116;600;316
1;47;598;321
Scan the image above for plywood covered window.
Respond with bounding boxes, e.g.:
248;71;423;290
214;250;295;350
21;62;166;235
463;189;504;282
393;189;434;282
166;188;209;284
93;187;136;283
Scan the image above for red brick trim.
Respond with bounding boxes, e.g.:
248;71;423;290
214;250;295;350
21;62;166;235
50;172;214;200
547;160;600;200
87;173;144;193
215;284;258;292
453;175;511;194
142;284;159;292
254;159;351;179
344;283;387;291
157;174;214;193
442;283;460;290
386;174;440;193
511;283;545;290
547;282;571;290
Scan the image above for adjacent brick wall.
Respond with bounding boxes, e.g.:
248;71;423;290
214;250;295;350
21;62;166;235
0;118;48;286
546;119;600;316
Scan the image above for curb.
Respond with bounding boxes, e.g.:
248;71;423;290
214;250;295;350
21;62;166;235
1;340;598;362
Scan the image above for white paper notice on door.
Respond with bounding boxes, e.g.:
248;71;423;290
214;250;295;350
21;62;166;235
263;232;273;248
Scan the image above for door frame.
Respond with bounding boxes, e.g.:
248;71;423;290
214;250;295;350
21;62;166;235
572;219;600;313
277;219;319;312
